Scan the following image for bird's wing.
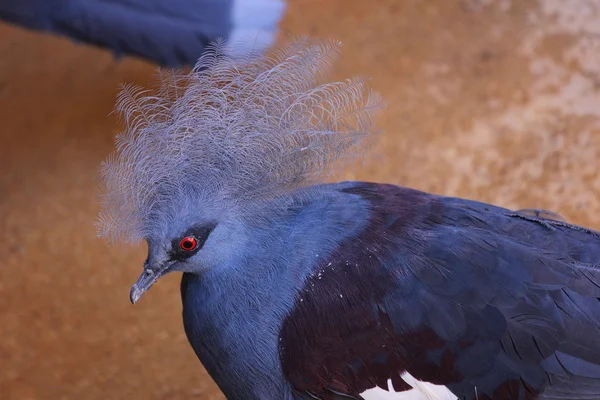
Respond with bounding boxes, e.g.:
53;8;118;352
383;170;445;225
280;182;600;400
513;208;568;223
0;0;285;67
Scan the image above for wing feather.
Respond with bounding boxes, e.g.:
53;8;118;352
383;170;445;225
280;182;600;400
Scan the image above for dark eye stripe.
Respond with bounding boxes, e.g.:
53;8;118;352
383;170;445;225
170;223;216;261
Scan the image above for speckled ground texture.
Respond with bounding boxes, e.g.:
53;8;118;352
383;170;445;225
1;0;599;399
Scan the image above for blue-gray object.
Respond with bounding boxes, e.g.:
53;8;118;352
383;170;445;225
0;0;286;66
98;38;600;400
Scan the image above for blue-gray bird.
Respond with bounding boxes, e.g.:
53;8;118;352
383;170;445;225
97;38;600;400
0;0;286;67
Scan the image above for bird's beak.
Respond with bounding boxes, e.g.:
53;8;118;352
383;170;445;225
129;261;174;304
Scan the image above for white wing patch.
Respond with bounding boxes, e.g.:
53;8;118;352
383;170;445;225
360;372;458;400
228;0;287;57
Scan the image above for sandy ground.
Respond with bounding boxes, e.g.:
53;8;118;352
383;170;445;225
1;0;600;399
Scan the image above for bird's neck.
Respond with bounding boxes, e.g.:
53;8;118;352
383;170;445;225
180;183;372;399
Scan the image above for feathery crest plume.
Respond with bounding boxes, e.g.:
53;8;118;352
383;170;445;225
96;37;385;243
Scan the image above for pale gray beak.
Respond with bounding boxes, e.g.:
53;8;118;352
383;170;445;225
129;261;174;304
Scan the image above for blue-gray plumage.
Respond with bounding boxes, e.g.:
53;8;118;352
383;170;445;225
0;0;286;67
98;39;600;400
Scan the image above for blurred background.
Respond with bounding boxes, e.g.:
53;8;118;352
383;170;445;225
1;0;600;399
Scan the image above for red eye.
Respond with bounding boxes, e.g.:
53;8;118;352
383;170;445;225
180;237;198;251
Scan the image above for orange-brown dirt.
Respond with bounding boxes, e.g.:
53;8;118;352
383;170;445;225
1;1;599;399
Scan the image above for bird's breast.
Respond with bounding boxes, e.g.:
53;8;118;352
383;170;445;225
181;272;297;399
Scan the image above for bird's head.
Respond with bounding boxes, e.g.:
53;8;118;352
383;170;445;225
95;37;384;304
129;214;244;304
127;193;253;304
129;221;216;304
